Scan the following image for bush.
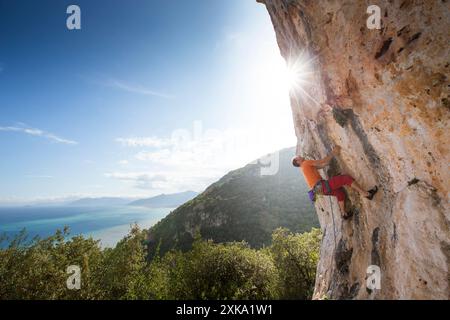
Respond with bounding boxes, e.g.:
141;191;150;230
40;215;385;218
0;225;321;300
0;227;104;299
157;237;279;299
270;227;321;299
95;225;154;299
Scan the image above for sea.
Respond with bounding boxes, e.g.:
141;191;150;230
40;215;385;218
0;205;173;248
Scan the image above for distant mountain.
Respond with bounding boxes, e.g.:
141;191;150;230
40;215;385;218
68;197;134;207
148;147;319;257
128;191;199;208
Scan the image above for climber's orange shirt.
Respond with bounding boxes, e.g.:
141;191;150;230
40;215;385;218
301;160;323;189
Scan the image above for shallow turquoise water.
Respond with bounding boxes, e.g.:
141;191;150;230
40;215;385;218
0;206;173;247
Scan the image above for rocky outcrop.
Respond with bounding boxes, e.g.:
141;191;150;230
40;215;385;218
258;0;449;299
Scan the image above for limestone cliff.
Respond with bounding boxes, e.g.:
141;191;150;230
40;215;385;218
258;0;449;299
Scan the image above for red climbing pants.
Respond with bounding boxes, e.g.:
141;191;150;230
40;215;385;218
322;174;354;202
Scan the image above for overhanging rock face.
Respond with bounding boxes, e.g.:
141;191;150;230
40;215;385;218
258;0;449;299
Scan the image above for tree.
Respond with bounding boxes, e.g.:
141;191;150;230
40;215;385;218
0;225;321;300
270;227;321;299
159;237;279;300
0;227;104;299
95;225;153;299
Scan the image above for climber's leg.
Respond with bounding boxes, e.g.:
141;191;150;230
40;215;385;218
338;200;345;214
348;180;370;197
328;174;354;189
328;174;370;198
329;187;346;202
347;179;378;199
328;187;353;219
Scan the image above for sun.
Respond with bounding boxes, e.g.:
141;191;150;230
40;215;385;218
285;66;302;90
283;53;312;92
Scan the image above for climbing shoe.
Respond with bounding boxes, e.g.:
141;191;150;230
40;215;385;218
366;186;378;200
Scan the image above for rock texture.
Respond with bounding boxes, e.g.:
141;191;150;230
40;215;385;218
258;0;449;299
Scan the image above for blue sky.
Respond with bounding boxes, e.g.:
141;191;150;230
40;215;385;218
0;0;296;204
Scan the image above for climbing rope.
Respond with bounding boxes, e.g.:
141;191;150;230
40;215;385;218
328;195;337;252
318;194;338;299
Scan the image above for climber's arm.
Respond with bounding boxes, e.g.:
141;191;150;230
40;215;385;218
312;154;333;169
313;146;341;169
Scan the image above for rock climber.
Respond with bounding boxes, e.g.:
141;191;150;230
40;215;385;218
291;146;378;219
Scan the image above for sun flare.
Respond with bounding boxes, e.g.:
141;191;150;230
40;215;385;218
283;53;313;92
285;66;303;90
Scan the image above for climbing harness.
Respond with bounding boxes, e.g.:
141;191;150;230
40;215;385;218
308;179;332;202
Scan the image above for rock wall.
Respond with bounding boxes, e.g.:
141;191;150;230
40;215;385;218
257;0;449;299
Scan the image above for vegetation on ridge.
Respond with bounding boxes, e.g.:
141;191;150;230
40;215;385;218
0;226;321;300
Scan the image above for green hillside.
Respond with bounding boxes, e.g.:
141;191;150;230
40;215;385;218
148;147;318;257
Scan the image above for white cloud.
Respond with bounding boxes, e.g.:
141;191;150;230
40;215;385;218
83;74;175;99
85;184;103;189
135;149;172;162
111;120;295;194
105;170;219;192
104;172;166;181
117;160;129;165
107;79;175;99
83;74;174;99
0;124;78;145
127;125;287;171
104;172;168;190
116;137;171;148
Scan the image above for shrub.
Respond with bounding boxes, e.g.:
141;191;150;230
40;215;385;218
0;225;321;300
270;227;321;299
0;227;104;299
158;237;279;300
